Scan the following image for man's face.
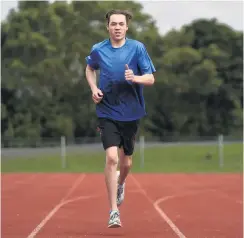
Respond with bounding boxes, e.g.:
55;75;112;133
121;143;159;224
107;14;128;41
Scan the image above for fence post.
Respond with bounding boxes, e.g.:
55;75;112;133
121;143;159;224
218;134;224;168
61;136;66;169
140;135;145;168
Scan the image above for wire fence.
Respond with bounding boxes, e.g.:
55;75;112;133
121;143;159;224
1;135;242;173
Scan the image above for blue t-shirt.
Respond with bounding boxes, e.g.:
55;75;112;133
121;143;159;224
85;38;156;121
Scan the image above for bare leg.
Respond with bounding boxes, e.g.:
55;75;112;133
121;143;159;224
118;147;132;185
104;146;119;211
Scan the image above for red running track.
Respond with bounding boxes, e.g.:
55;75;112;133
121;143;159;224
1;173;243;238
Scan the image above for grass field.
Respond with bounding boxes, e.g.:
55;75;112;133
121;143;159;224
1;143;243;173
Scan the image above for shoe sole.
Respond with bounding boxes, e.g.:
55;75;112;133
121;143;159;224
108;223;122;228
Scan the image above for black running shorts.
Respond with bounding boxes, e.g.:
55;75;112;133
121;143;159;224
97;118;139;156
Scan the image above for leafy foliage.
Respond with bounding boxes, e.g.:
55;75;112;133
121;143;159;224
1;1;243;144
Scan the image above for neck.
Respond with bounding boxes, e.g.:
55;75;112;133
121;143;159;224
110;37;126;48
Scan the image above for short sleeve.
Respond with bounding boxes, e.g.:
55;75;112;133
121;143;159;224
137;43;156;75
85;45;99;70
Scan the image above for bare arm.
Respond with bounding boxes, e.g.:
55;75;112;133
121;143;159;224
85;65;98;92
133;74;155;85
125;64;155;86
85;65;103;104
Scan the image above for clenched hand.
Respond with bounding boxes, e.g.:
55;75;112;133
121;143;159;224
92;88;103;104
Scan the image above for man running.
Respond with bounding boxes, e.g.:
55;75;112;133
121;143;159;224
85;9;156;228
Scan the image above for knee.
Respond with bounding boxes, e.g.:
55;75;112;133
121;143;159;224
120;156;132;170
106;150;118;167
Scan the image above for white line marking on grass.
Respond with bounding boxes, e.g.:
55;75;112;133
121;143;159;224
130;174;187;238
26;174;86;238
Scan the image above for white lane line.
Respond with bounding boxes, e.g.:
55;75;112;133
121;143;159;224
26;174;86;238
130;174;187;238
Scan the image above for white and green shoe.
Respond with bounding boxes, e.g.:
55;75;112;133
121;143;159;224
108;210;121;228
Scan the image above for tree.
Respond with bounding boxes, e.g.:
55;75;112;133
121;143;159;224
1;0;164;143
146;19;243;138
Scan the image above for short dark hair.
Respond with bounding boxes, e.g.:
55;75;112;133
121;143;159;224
105;9;133;25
